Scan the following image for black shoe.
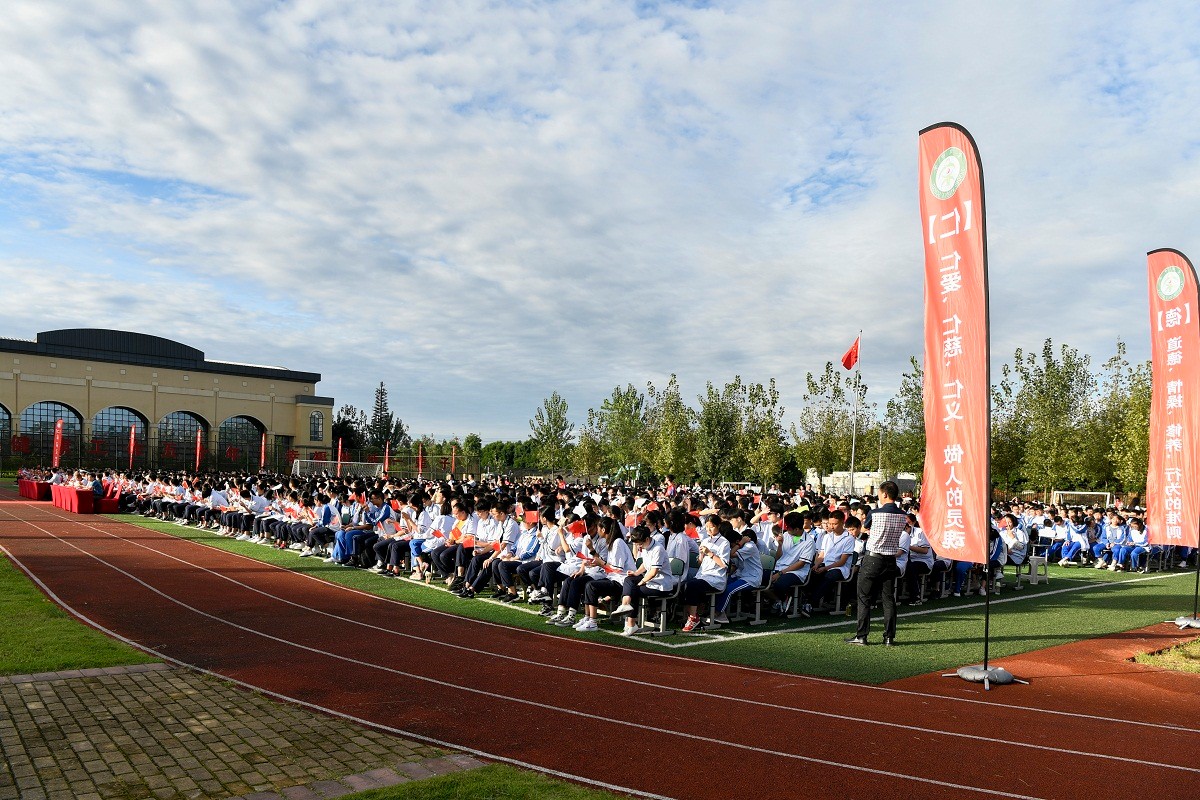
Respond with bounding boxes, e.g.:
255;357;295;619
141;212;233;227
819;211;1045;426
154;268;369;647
844;636;868;646
459;589;475;599
538;603;554;616
491;591;507;599
884;638;896;647
499;594;516;603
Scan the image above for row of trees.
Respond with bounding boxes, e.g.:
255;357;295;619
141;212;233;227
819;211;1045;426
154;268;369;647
520;339;1152;495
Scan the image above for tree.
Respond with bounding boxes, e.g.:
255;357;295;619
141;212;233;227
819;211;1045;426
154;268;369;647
463;433;482;457
1011;339;1095;492
572;410;606;478
882;357;925;477
367;382;411;451
596;384;647;473
529;391;574;470
332;404;367;450
741;379;786;485
644;375;696;481
695;377;746;484
790;362;860;481
1112;360;1151;496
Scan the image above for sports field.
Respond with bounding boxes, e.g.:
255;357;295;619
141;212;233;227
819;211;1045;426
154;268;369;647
108;511;1199;684
4;495;1200;800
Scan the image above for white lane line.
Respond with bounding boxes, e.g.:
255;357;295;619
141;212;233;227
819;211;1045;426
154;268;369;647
30;507;1200;735
0;541;674;800
69;518;1200;774
0;528;1052;800
668;570;1193;648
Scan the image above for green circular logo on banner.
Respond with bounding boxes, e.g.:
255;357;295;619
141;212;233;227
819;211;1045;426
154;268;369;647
1158;265;1186;301
930;147;968;200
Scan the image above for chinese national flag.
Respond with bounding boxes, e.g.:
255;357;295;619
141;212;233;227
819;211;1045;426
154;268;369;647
841;337;860;370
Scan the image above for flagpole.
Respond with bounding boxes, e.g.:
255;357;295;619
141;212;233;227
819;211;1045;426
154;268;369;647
848;329;862;497
849;372;859;496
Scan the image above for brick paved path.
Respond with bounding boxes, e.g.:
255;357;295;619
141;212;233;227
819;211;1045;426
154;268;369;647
0;664;483;800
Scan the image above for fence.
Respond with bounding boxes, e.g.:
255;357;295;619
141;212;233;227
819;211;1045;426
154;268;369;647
1;431;480;479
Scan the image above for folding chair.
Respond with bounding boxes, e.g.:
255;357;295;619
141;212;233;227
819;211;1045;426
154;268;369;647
643;558;687;637
832;552;858;613
731;553;776;625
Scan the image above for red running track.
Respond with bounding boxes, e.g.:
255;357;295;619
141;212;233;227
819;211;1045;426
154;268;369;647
2;495;1200;800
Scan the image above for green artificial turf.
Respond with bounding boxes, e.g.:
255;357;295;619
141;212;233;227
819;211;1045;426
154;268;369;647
338;765;624;800
108;513;1199;684
0;553;158;676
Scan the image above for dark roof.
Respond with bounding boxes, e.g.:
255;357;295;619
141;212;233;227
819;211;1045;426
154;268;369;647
0;329;321;384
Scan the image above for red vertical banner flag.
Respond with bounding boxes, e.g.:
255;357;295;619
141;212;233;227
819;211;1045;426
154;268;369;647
260;433;267;471
418;442;424;475
195;428;203;471
451;444;456;474
1146;249;1200;547
336;438;343;477
129;425;136;470
917;122;990;565
383;441;390;474
51;419;64;468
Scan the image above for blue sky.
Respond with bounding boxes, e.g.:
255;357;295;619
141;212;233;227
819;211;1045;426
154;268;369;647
2;1;1199;440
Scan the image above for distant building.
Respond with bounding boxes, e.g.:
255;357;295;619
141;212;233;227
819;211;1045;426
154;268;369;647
0;329;333;470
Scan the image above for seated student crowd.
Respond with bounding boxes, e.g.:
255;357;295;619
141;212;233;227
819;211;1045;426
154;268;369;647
41;467;1196;635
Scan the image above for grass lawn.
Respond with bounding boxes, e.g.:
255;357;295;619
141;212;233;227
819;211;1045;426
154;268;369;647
108;513;1199;684
0;552;158;676
339;765;624;800
1135;636;1200;674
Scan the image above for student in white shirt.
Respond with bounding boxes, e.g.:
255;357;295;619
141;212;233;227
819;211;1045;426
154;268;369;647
681;518;732;632
577;518;639;632
903;513;936;604
605;525;675;635
763;512;816;615
802;510;855;616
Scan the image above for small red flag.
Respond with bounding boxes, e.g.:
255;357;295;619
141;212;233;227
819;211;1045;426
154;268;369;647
841;337;860;370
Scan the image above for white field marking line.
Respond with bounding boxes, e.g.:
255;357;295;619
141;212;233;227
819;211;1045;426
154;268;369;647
0;534;1050;800
71;520;1200;774
63;510;1200;735
0;542;674;800
666;570;1195;649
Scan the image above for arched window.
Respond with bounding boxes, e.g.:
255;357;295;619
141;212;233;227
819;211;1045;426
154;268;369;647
218;415;264;468
0;403;10;457
19;401;84;464
157;412;209;466
90;407;149;465
309;410;324;442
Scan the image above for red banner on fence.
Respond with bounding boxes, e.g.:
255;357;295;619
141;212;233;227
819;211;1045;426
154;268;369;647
260;433;267;471
129;425;136;470
1146;249;1200;547
917;122;990;565
51;419;64;468
384;441;390;474
195;428;202;472
336;438;343;477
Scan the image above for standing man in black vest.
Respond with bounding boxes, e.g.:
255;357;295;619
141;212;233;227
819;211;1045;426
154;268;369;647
846;480;907;646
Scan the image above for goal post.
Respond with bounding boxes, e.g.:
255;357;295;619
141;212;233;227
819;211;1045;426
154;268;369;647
291;459;384;479
1050;490;1112;509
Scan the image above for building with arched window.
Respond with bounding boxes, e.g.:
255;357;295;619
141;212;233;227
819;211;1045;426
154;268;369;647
0;329;333;470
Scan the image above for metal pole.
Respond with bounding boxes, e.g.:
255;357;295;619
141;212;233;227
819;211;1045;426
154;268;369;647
983;562;993;669
849;370;859;496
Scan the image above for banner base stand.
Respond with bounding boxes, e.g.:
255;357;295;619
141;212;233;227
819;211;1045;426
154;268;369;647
941;665;1028;691
1174;615;1200;629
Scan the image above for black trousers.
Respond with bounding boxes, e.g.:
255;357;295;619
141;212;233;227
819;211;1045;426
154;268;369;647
855;552;898;641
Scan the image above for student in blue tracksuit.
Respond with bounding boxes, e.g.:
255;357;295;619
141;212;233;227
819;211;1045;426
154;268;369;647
953;528;1006;596
1093;513;1129;570
1119;517;1157;573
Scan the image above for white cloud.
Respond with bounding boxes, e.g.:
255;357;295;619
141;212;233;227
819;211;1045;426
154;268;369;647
1;0;1198;439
